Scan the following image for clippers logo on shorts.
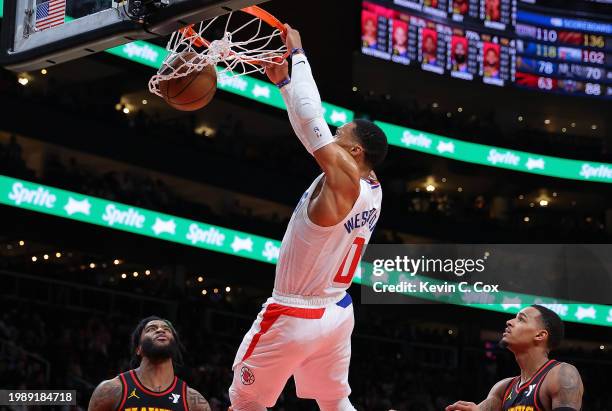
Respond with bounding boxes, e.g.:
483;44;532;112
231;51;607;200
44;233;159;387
118;370;188;411
240;366;255;385
502;360;560;411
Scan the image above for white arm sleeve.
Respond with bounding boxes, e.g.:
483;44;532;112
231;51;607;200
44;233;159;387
280;53;334;155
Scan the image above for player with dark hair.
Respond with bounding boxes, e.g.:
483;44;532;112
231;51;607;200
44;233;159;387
88;316;211;411
228;25;388;411
446;305;583;411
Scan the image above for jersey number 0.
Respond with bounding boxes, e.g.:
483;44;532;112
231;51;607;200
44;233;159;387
332;237;366;285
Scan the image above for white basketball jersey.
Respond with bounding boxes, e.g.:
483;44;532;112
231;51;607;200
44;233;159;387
274;173;382;298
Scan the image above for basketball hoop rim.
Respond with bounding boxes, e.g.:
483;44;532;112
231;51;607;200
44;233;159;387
179;5;289;64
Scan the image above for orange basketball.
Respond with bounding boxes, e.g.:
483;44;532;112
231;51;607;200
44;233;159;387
158;53;217;111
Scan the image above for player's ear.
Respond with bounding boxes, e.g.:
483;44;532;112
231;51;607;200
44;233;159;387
534;329;548;344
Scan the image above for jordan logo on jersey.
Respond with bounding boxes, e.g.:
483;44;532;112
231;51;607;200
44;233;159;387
525;384;536;397
344;208;378;234
128;389;140;400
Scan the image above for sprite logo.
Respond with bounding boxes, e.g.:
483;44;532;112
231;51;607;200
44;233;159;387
102;204;145;228
8;182;56;208
487;149;520;166
123;42;161;64
579;164;612;180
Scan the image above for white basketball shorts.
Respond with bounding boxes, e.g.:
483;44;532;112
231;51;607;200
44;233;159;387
229;292;354;407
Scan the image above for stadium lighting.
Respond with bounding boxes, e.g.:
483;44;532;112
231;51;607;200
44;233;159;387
89;262;96;268
133;271;139;277
571;122;576;128
17;76;29;86
446;112;452;118
32;256;37;262
529;202;535;207
591;124;598;130
121;273;127;279
517;115;523;122
145;270;151;275
426;184;436;192
523;217;530;222
225;286;231;292
56;252;61;258
457;187;463;192
562;128;567;133
544;119;551;125
441;177;447;182
552;192;558;197
41;69;48;75
19;240;25;246
352;86;358;92
432;102;438;108
142;99;148;105
43;254;49;260
197;276;204;283
518;194;524;200
600;345;605;350
202;289;208;295
539;200;548;207
123;107;130;114
213;288;219;294
113;259;120;265
457;107;463;112
115;103;122;111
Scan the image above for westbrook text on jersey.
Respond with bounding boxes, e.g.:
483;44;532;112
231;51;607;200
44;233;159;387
344;208;378;234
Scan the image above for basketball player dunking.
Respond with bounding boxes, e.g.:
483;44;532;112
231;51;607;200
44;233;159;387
88;316;211;411
446;305;584;411
228;25;388;411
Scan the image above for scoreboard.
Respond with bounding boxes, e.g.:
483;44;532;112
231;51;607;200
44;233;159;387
361;0;612;99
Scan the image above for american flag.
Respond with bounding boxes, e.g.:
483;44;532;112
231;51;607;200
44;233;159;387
35;0;66;31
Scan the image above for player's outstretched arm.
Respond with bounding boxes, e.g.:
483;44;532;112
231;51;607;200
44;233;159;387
186;387;211;411
548;363;583;410
264;26;360;225
88;377;123;411
446;377;513;411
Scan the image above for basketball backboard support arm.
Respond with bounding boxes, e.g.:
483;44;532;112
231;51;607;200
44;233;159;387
0;0;267;72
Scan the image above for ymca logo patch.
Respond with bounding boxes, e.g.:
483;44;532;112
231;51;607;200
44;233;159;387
169;394;181;404
240;366;255;385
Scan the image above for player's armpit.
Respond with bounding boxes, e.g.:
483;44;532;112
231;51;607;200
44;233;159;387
308;144;360;226
313;143;361;197
88;377;123;411
549;363;583;410
186;387;211;411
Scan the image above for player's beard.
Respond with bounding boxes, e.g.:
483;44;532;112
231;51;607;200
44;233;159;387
498;338;508;349
140;336;178;362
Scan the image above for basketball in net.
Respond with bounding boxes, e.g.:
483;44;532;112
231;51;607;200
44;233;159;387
158;52;217;111
149;6;288;110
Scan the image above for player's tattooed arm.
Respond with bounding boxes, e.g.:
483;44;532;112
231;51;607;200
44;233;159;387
88;377;123;411
549;363;584;410
186;387;211;411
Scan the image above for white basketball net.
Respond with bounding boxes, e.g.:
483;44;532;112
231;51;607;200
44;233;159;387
149;10;287;97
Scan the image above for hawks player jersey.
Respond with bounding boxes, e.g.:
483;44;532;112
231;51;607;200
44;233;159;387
116;369;188;411
502;360;560;411
274;173;382;298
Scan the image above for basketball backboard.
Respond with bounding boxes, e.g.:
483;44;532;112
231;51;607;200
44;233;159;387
0;0;266;72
